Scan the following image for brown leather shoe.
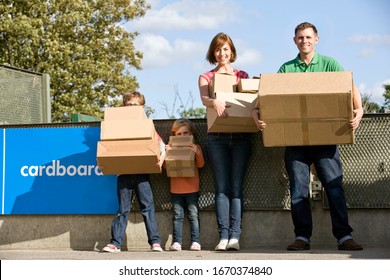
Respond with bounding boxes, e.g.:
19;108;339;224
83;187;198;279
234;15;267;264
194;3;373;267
338;239;363;251
287;240;310;251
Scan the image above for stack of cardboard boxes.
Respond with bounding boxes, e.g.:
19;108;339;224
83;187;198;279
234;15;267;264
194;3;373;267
97;72;355;173
206;71;355;147
206;73;260;133
165;135;196;177
96;106;162;175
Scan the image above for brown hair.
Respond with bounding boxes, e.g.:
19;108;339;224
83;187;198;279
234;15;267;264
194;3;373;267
171;118;195;136
295;22;318;36
122;91;145;106
206;32;237;65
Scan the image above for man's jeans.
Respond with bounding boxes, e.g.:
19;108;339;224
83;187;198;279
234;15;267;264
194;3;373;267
110;174;161;248
171;192;200;245
206;133;252;240
284;145;353;243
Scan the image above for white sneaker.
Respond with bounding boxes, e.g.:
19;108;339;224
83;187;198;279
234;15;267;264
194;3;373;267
102;244;121;253
226;238;240;251
151;244;163;252
169;242;182;251
215;239;228;251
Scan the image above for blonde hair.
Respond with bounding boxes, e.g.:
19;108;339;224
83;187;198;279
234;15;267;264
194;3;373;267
171;118;195;136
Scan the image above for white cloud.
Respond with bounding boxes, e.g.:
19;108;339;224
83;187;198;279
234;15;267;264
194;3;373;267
236;48;263;67
356;48;377;57
348;34;390;45
135;33;206;68
132;0;239;31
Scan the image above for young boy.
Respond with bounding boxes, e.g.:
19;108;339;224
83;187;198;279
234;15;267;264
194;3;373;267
102;91;165;253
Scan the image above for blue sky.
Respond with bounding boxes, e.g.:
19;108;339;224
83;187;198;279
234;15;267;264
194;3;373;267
125;0;390;119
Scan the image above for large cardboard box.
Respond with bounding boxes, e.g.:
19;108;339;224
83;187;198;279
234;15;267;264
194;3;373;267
207;92;258;133
100;106;155;140
258;72;354;147
96;139;161;175
165;147;196;177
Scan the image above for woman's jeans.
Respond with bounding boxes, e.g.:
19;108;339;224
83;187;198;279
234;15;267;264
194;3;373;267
171;192;200;245
205;133;252;240
284;145;353;243
110;174;161;248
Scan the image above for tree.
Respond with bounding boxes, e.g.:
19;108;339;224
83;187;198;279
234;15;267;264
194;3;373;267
0;0;150;122
160;85;206;119
383;83;390;110
362;93;381;113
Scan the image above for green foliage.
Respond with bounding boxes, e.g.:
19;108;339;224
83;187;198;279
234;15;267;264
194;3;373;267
383;84;390;109
179;107;206;119
362;95;381;113
0;0;150;122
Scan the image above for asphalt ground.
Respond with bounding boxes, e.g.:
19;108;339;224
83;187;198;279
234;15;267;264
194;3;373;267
2;247;389;280
1;246;389;260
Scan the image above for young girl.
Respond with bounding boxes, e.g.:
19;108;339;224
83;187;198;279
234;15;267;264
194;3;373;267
166;119;205;251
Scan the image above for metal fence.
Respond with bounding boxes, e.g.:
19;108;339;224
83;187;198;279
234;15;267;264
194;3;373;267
150;114;390;211
2;114;389;210
0;64;50;124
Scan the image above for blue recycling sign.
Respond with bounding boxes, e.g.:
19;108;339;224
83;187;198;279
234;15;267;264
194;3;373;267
0;126;118;214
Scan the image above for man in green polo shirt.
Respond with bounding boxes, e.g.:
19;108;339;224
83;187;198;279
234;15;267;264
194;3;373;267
254;22;363;251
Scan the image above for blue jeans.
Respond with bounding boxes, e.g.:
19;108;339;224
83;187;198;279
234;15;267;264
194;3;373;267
171;192;200;245
284;145;353;243
109;174;161;248
205;133;252;240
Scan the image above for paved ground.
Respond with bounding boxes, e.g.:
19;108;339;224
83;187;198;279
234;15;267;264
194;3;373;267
1;247;389;260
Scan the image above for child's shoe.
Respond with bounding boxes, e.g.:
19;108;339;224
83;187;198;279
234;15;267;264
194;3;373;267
151;243;163;252
102;244;120;253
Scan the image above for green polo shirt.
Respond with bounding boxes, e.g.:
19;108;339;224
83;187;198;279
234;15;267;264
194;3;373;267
278;52;344;73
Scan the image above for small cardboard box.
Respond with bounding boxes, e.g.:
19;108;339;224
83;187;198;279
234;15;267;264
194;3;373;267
169;135;194;147
165;147;196;177
207;92;258;133
103;106;147;120
237;78;260;93
100;106;155;140
210;73;237;98
258;72;354;147
100;119;155;140
96;139;161;175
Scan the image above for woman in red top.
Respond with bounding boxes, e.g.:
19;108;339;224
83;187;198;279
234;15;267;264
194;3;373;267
198;33;252;251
